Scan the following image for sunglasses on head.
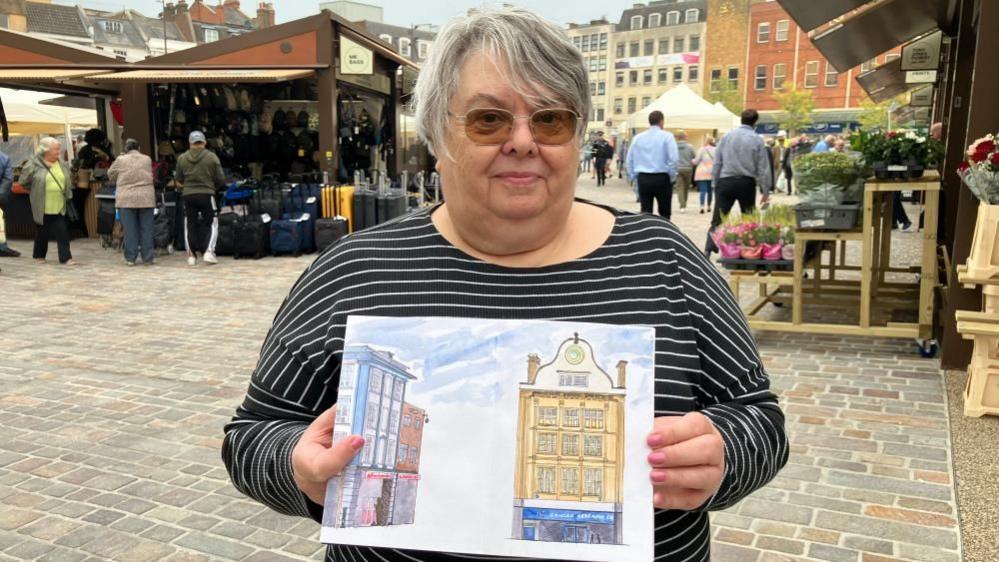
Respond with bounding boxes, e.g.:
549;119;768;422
449;108;581;146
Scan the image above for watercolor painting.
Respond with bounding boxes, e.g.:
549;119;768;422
321;316;655;562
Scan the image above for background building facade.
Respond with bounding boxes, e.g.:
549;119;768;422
566;19;614;133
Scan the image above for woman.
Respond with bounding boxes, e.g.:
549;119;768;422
222;8;787;562
693;136;716;214
108;139;156;266
21;137;77;265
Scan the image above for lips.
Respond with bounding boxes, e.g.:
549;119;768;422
494;172;542;186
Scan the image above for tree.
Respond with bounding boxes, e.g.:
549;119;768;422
772;87;815;134
857;94;907;131
705;78;744;115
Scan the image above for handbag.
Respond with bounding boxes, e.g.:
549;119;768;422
42;160;79;222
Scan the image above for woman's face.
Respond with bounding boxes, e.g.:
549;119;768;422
44;142;61;162
437;52;580;225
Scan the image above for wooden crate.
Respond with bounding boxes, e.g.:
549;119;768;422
956;313;999;417
985;285;999;315
964;202;999;280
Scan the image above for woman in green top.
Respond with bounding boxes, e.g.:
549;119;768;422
21;137;77;265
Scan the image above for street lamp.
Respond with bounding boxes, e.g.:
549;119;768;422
158;0;169;55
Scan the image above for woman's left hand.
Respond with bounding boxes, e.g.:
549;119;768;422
647;412;725;510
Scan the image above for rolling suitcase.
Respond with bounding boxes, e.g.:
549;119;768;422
270;218;302;256
315;184;349;252
215;211;239;256
233;214;270;260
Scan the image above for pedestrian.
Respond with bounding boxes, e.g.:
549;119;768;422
616;137;629;179
108;139;156;266
592;131;612;186
627;110;679;219
705;109;772;256
674;130;696;213
693;136;716;214
813;134;835;153
0;147;21;257
175;130;225;266
579;138;592;175
20;137;77;265
222;9;787;562
833;138;847;152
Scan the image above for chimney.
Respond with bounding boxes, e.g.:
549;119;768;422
527;354;541;384
256;2;275;29
163;2;176;22
616;360;627;389
174;0;196;43
223;0;240;9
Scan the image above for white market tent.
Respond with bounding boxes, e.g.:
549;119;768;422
2;88;97;136
627;84;740;132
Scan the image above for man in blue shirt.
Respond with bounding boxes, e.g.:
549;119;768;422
812;134;834;153
626;110;679;219
0;149;21;258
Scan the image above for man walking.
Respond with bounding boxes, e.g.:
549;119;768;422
626;111;679;219
175;131;225;266
706;109;772;255
674;130;697;213
0;148;20;257
813;134;835;153
592;132;612;187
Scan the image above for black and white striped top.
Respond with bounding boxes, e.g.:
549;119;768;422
222;202;788;562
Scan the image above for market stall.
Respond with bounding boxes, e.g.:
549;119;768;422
626;84;739;146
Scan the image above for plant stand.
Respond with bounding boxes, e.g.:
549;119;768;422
957;202;999;282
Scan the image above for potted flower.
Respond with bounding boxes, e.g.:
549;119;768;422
850;129;944;179
711;224;742;259
959;133;999;203
740;225;763;260
780;227;795;260
757;225;783;260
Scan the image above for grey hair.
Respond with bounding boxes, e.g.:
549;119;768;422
412;7;590;158
36;137;61;158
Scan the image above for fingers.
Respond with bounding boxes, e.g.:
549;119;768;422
307;435;365;481
647;412;716;448
302;406;337;442
654;488;711;511
650;465;724;490
647;434;723;468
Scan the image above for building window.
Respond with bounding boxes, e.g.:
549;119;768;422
379;33;392;45
0;14;8;29
573;36;581;49
409;446;418;463
673;66;683;84
537;432;556;454
595;107;605;122
649;13;661;27
710;68;722;93
666;11;680;26
776;20;790;41
399;37;411;58
630;70;639;85
659;38;669;54
399;444;408;463
537;467;556;494
689;35;700;52
674;37;685;53
754;65;768;90
390;410;400;431
613;98;623;114
616;43;625;58
589;82;597;96
804;61;820;88
204;28;219;42
642;96;651;108
757;22;770;43
581;35;590;52
600;33;608;50
616;72;624;87
598;57;607;71
340;362;357;388
728;66;739;88
773;63;787;90
688;65;699;82
417;40;429;59
884;53;901;64
538;406;557;426
629;42;640;57
403;414;411;427
563;408;580;427
598;81;606;95
336;396;352;423
385;438;396;466
631;15;643;30
584;435;603;457
393;379;404;400
414;416;422;430
584;408;604;429
628;97;636;114
562;434;579;456
590;33;598;50
825;63;839;87
103;20;123;34
561;468;579;494
644;39;654;56
362;433;375;464
861;58;876;73
584;468;603;496
658;68;668;84
643;69;653;85
685;8;700;23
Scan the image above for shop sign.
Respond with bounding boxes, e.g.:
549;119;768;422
398;473;420;481
910;85;934;107
341;35;374;75
905;70;937;84
902;30;943;71
522;508;615;524
364;471;394;480
656;52;700;66
615;56;655;70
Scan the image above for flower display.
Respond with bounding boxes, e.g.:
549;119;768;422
959;133;999;204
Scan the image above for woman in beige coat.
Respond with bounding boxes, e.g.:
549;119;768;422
108;139;155;265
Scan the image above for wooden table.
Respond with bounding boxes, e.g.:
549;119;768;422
732;172;941;349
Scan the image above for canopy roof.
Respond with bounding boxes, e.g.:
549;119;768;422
1;88;97;135
627;84;740;131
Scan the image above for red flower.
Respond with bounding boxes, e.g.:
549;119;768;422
979;139;996;153
958;161;971;173
991;152;999;166
973;145;994;163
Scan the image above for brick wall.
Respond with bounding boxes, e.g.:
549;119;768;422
704;0;752;100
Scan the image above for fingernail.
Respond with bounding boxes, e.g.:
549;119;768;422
648;452;665;465
350;436;365;450
650;470;666;483
647;434;664;448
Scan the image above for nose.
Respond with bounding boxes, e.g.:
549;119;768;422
501;117;537;157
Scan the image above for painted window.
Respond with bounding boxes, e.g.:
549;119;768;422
562;434;579;456
537;432;556;454
584;409;604;429
365;406;379;431
561;468;579;494
538;406;558;426
537;467;556;494
340;362;357;388
409;446;418;463
363;433;375;464
584;468;603;496
403;414;411;427
563;408;580;427
630;70;639;85
584;435;603;457
335;395;352;424
399;444;408;462
369;369;382;393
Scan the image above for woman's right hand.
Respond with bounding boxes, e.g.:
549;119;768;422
291;406;365;506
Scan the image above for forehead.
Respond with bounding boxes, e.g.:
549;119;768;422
452;51;561;111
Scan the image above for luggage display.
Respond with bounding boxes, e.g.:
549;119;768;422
233;214;270;260
282;212;315;253
270;218;302;256
315;185;349;252
251;184;282;220
352;187;376;231
215;211;239;256
153;191;176;253
322;184;354;231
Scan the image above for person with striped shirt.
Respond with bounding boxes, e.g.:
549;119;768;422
223;7;788;562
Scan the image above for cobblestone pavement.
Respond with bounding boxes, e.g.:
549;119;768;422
0;175;959;562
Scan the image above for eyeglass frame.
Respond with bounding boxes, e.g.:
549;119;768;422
446;107;584;146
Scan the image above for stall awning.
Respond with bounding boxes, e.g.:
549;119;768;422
776;0;869;33
86;69;316;83
0;69;104;81
856;57;911;103
812;0;950;72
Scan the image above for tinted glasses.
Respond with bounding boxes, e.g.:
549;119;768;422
451;108;581;146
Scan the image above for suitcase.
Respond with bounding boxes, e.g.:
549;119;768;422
282;211;314;253
233;214;270;260
216;212;239;256
152;192;175;252
270;219;302;256
315;185;349;251
251;184;282;220
352;187;376;231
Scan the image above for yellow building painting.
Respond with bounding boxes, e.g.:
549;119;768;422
512;333;626;545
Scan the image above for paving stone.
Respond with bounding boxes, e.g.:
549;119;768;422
173;533;254;560
882;443;949;462
825;471;952;501
809;543;861;562
16;516;81;542
815;511;958;550
139;524;186;543
739;499;813;525
752;521;798;538
864;506;956;528
797;528;839;545
756;536;805;555
712;542;762;562
896;543;961;562
4;538;55;559
843;535;895;555
0;508;42;531
716;527;755;545
895;497;954;515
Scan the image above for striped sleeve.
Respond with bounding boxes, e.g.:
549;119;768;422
671;234;789;511
221;255;341;521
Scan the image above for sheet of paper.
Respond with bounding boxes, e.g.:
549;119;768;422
321;315;655;562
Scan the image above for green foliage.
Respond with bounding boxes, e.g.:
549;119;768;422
755;224;781;245
793;151;864;190
848;129;946;167
773;87;815;135
705;79;744;115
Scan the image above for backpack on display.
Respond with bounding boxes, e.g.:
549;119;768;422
233;214;270;260
223;86;239;111
272;109;286;132
297;110;310;128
